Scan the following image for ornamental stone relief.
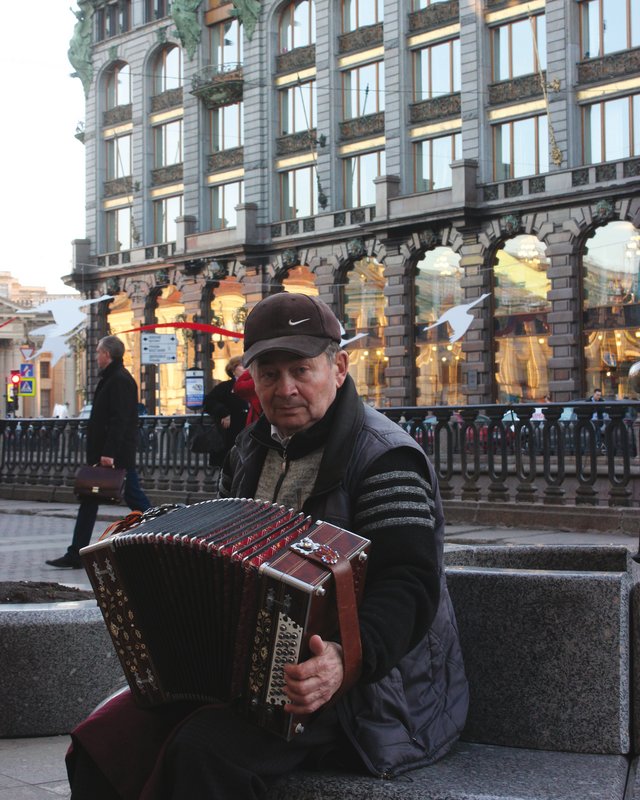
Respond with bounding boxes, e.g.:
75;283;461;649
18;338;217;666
104;177;133;198
408;0;458;34
338;23;383;55
150;87;184;113
489;73;544;106
409;93;460;124
276;130;316;156
151;164;183;186
340;111;385;141
207;147;244;172
103;104;132;127
276;45;316;75
578;47;640;85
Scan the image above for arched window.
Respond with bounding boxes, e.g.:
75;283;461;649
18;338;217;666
493;235;551;403
210;278;246;382
342;0;382;32
279;0;315;52
415;247;465;406
342;257;387;405
154;46;182;94
106;62;131;109
582;220;640;398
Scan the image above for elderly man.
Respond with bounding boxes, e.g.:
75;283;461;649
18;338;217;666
46;335;150;569
66;295;467;799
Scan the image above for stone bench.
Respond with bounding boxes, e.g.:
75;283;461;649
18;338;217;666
266;544;640;800
0;601;124;737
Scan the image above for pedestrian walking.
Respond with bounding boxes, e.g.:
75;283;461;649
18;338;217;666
45;335;151;569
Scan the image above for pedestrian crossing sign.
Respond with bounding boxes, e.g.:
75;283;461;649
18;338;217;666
18;378;36;397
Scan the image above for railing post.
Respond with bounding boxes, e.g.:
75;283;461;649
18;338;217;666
514;406;537;504
459;407;481;502
541;404;566;505
486;406;510;503
604;404;631;507
573;405;598;505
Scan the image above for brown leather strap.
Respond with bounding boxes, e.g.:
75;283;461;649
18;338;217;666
296;546;362;696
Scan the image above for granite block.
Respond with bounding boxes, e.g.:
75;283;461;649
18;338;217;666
0;602;125;737
265;742;629;800
444;546;638;754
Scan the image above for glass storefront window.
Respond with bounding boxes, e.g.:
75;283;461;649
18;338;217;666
582;220;640;398
282;264;318;295
415;247;465;406
210;278;246;382
341;257;387;406
494;235;551;403
154;286;186;414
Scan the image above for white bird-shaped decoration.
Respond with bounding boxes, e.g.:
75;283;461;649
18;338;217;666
23;295;113;366
423;293;491;343
339;322;368;348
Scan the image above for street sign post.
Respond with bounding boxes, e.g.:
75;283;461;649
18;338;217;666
141;333;178;365
185;369;205;409
18;377;36;397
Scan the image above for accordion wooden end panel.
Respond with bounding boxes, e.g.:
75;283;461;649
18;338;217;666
81;499;370;740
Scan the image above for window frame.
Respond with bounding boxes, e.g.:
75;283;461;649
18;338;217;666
210;180;244;230
105;133;132;180
412;37;461;101
342;60;385;120
414;132;462;192
105;62;131;110
578;0;640;59
153;194;183;243
279;80;316;135
279;165;318;220
490;13;546;82
341;0;383;33
342;149;385;208
581;93;640;164
279;0;316;52
492;114;549;180
154;45;183;95
153;119;183;168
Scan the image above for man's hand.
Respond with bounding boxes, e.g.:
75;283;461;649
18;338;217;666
220;415;231;429
283;635;344;715
99;456;114;467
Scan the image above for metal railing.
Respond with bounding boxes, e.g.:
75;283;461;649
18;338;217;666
1;401;639;507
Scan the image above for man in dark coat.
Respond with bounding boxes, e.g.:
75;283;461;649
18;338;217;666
201;355;248;465
46;335;151;569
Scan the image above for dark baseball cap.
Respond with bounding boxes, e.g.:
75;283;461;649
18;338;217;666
242;293;342;367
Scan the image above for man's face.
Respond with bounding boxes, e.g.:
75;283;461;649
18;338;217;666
96;346;111;371
252;350;349;437
593;390;602;401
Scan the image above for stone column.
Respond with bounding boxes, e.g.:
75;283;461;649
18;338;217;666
381;241;413;407
546;226;582;402
459;229;493;405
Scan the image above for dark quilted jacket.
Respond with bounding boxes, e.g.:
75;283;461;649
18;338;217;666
222;377;468;777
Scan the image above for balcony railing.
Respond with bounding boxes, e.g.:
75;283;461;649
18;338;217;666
1;402;639;507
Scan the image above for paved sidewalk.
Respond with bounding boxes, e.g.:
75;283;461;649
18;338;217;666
0;497;638;798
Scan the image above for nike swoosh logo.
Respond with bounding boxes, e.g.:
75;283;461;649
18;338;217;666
288;318;310;326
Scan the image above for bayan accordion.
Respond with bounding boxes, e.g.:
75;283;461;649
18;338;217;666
81;498;370;739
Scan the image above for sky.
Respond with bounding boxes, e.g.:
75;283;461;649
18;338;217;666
0;2;86;295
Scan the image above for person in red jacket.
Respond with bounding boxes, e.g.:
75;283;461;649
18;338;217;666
233;367;262;426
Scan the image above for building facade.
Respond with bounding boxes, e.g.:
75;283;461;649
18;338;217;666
69;0;640;413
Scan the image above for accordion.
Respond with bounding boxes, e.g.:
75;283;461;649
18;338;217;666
81;498;370;739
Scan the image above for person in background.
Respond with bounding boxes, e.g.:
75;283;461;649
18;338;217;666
202;355;249;464
45;336;151;569
233;367;262;426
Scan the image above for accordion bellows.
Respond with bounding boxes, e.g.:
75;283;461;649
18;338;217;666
81;498;370;739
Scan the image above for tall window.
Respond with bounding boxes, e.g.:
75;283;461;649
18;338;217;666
280;166;317;219
146;0;171;22
210;19;243;71
210;181;243;229
106;206;132;251
153;120;183;167
583;94;640;164
494;235;551;403
343;61;385;119
491;14;546;81
154;46;182;94
415;133;461;192
579;0;640;59
342;257;387;405
106;63;131;109
280;0;315;52
342;0;383;32
413;38;460;100
96;1;131;41
494;115;549;179
344;150;385;207
582;221;640;398
210;103;244;151
106;134;132;179
280;81;316;135
415;248;465;406
153;195;183;243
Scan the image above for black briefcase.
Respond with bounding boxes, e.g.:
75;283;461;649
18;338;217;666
74;465;126;504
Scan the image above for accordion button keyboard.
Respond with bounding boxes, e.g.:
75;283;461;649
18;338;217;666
266;612;303;706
